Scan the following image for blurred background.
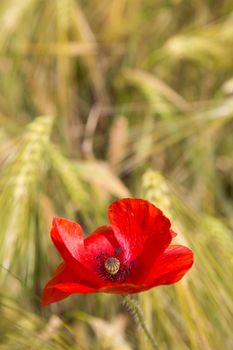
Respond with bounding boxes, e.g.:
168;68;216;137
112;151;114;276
0;0;233;349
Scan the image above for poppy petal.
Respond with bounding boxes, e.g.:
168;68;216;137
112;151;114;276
41;263;98;306
50;217;84;263
51;218;111;286
103;283;145;294
42;263;71;305
145;245;194;287
54;283;98;294
84;225;121;265
108;198;172;262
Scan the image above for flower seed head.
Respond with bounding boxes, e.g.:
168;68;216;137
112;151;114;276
104;257;120;275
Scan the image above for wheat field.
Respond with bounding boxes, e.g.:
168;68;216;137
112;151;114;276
0;1;233;349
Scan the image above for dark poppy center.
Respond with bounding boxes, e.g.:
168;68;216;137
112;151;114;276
104;257;120;275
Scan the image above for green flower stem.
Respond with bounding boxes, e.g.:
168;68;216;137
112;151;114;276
122;295;158;349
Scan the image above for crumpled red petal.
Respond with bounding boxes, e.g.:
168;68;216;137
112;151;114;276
103;283;145;294
41;263;98;306
51;217;84;262
144;244;194;287
50;217;100;283
42;263;71;305
108;198;172;267
84;225;119;263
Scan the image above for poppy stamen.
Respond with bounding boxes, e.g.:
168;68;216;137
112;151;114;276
104;257;120;275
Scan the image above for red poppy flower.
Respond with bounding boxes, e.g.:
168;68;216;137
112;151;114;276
42;198;193;306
